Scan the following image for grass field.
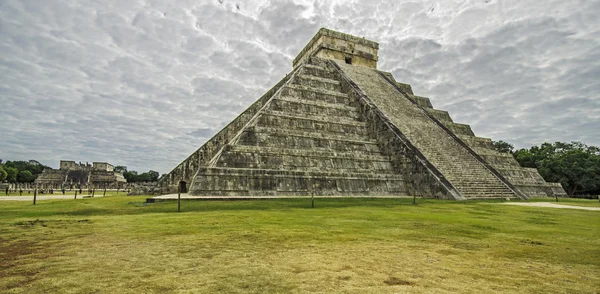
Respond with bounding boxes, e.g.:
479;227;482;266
1;195;599;293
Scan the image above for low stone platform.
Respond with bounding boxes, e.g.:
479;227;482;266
146;193;411;203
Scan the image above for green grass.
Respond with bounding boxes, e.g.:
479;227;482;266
1;196;599;293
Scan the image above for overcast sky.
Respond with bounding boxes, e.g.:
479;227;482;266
1;0;599;174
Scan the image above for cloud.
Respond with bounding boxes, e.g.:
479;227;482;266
0;0;598;174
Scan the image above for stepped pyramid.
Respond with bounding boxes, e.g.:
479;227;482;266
162;28;566;200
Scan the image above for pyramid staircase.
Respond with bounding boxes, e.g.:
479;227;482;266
386;76;566;198
332;61;523;199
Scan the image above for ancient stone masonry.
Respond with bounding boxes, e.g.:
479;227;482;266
162;28;566;199
35;160;126;190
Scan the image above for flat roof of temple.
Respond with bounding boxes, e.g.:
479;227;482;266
292;28;379;66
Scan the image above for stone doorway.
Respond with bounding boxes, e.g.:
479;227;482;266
178;181;187;193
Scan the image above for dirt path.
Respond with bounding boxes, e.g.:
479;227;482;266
501;202;600;211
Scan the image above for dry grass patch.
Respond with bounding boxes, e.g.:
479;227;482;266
0;196;599;293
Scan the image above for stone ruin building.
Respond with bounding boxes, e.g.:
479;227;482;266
160;28;566;200
35;160;126;190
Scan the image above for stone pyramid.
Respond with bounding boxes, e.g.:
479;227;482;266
162;28;566;200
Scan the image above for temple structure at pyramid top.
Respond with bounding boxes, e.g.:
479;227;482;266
293;28;379;69
159;28;566;200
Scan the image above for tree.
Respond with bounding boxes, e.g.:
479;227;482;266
514;142;600;195
122;169;160;182
0;165;7;182
147;170;159;182
123;170;138;182
3;160;49;179
492;140;514;154
114;166;127;174
4;166;18;182
136;172;150;182
17;170;35;182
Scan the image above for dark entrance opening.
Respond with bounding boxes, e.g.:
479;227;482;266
178;181;187;193
345;56;353;64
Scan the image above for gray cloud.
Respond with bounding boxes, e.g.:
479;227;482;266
0;0;598;174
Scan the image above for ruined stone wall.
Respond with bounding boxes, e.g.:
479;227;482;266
35;169;67;184
92;162;114;171
128;182;160;195
89;171;126;184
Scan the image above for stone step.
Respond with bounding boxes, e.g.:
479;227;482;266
456;135;494;150
217;149;394;173
257;110;367;137
407;94;433;108
245;126;376;144
281;84;349;105
441;122;475;136
260;109;364;127
471;147;514;157
461;193;516;197
293;74;341;92
491;163;528;171
270;97;360;120
238;126;382;154
508;178;557;185
451;182;512;187
443;171;500;178
227;145;389;161
275;96;357;112
447;175;507;182
462;191;515;195
461;194;516;199
425;108;453;122
454;183;510;190
300;64;333;79
454;185;512;192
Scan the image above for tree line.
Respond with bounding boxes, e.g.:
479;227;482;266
0;160;160;183
0;160;49;182
492;141;600;196
113;166;159;182
2;141;598;195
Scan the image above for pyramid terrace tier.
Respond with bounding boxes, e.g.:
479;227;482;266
189;167;407;196
293;74;342;92
216;145;395;173
300;64;334;79
270;96;361;120
238;126;382;154
256;110;367;137
280;84;352;105
456;135;495;150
